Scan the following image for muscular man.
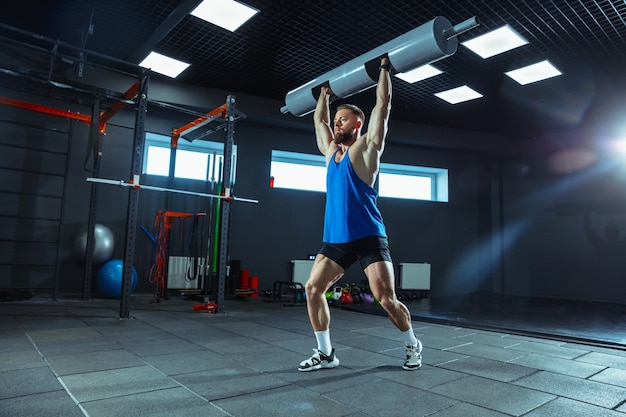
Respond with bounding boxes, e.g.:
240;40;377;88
298;57;422;372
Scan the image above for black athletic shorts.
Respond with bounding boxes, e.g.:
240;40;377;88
319;236;392;271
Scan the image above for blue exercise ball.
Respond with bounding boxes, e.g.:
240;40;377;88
96;259;138;298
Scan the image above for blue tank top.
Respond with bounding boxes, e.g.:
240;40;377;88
323;149;386;243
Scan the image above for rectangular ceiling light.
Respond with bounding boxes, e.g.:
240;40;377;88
462;25;528;59
396;64;443;83
191;0;259;32
435;86;483;104
505;60;562;85
139;52;190;78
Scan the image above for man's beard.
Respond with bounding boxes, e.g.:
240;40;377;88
334;131;353;145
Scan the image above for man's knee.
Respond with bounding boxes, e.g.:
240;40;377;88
377;294;393;310
305;279;330;297
378;291;402;311
304;281;318;295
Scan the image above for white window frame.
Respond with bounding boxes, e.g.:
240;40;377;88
143;132;237;183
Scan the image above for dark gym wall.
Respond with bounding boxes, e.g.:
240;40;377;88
2;77;625;306
0;100;72;293
499;131;626;304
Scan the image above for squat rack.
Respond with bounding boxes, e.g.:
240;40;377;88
0;22;250;317
89;96;246;315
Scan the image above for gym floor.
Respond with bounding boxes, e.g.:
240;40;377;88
1;295;626;417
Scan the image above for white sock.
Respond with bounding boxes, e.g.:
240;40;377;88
402;328;418;347
314;330;332;356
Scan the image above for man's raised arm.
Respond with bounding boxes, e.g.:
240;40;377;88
313;86;334;156
365;57;392;154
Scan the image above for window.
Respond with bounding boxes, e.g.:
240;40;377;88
270;150;448;202
270;150;326;192
378;162;448;202
175;150;209;180
379;172;431;200
143;132;236;182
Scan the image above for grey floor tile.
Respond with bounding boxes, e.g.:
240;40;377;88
0;367;61;399
224;344;310;373
421;346;469;366
272;365;370;394
64;305;121;318
23;326;102;343
4;297;626;417
0;317;20;331
0;331;32;352
576;351;626;370
199;335;273;355
514;370;626;409
238;326;312;344
333;330;391;345
60;365;179;403
17;316;88;332
342;324;404;342
454;332;523;348
174;365;290;401
373;363;466;390
172;326;243;342
143;318;213;333
418;333;477;350
119;336;204;357
430;375;556;416
210;319;268;335
0;349;46;372
213;384;359;417
428;402;510;417
508;352;606;378
326;316;391;334
87;323;170;342
590;367;626;388
338;333;403;353
81;386;228;417
266;335;322;355
141;349;240;376
34;337;123;357
580;345;626;357
437;355;536;382
325;377;458;417
45;348;145;376
83;316;159;330
334;346;401;371
505;334;568;345
0;390;84;417
410;324;476;339
524;397;626;417
264;317;326;334
444;341;530;362
505;340;591;359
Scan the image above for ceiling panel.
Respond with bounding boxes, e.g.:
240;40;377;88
1;0;625;138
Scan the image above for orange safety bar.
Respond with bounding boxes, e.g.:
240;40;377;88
154;210;206;230
0;96;91;125
98;81;139;134
0;80;139;135
170;103;228;148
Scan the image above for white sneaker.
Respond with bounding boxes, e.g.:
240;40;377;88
298;348;339;372
403;340;422;371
